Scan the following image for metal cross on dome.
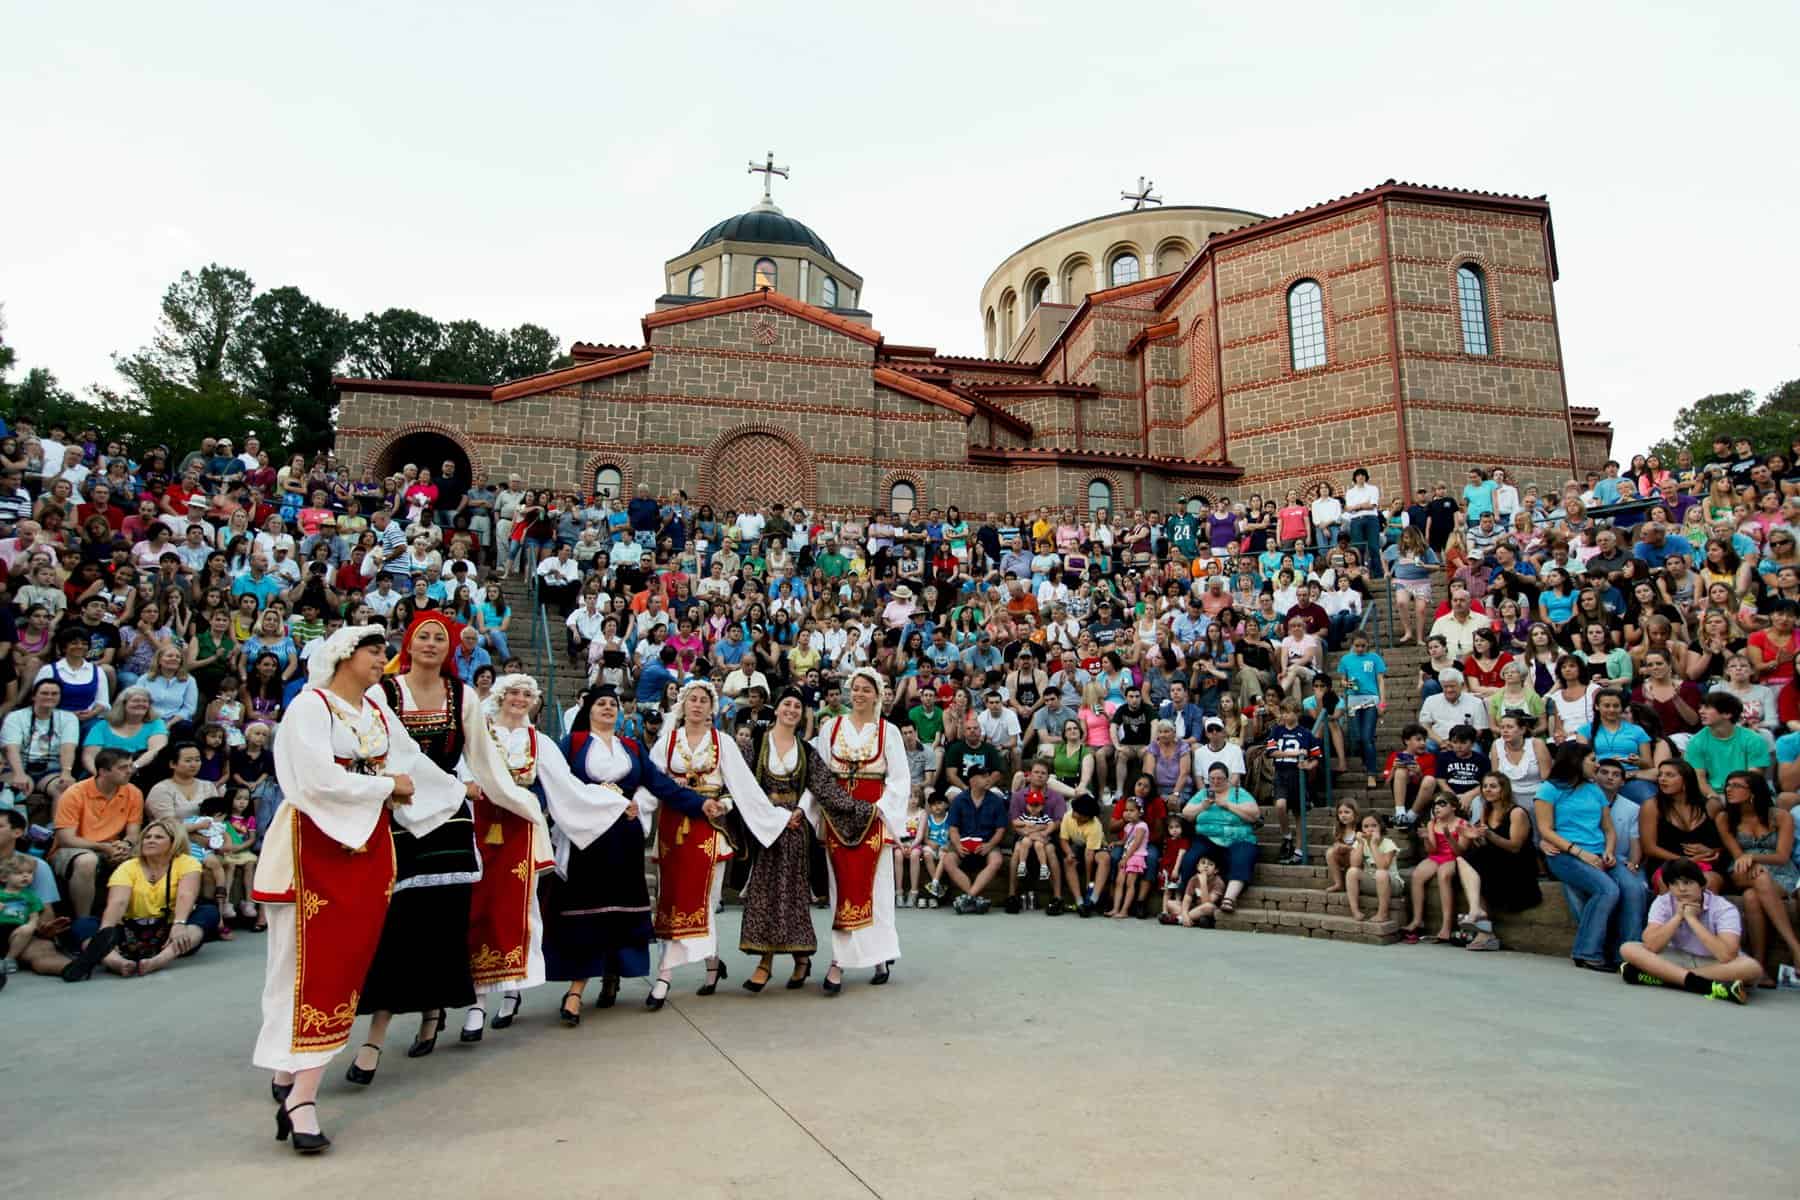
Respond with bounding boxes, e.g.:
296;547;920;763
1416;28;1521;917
748;151;790;203
1121;176;1163;211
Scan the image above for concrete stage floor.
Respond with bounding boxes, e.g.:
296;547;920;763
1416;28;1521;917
6;904;1794;1198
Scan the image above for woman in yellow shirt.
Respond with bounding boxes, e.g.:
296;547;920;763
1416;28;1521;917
61;816;220;981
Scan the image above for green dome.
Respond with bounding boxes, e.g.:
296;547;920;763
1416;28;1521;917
690;208;834;258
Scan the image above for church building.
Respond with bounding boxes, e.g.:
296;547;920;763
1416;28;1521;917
334;166;1612;519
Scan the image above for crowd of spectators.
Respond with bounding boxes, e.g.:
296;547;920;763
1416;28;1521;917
1;413;1796;1004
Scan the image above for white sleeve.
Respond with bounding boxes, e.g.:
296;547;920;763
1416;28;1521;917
537;737;629;853
719;736;787;849
367;690;463;838
270;691;396;849
457;688;547;833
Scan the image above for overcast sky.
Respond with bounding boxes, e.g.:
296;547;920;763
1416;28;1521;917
5;1;1795;453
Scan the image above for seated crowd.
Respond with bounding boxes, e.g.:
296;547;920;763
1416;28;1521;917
1;415;1797;1006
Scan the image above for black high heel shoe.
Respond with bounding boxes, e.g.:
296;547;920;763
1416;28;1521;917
559;988;583;1027
490;992;522;1030
275;1100;332;1155
871;960;892;986
821;964;843;996
344;1043;381;1086
271;1077;293;1104
743;957;774;993
407;1009;444;1058
696;958;728;996
460;1006;486;1044
786;956;813;990
595;975;620;1009
645;978;671;1011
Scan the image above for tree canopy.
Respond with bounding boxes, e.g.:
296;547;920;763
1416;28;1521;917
1648;379;1800;464
1;271;562;456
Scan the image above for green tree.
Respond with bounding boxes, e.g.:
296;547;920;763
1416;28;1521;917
231;286;352;452
147;264;256;387
427;319;510;385
348;308;442;381
1649;380;1800;463
502;323;560;380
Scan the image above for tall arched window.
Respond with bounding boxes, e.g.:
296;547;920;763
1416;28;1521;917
1109;253;1140;286
686;265;705;297
1086;478;1113;516
985;308;997;357
753;257;777;290
1457;264;1492;356
820;275;838;307
1028;275;1050;311
1287;279;1327;370
594;465;623;499
890;480;917;516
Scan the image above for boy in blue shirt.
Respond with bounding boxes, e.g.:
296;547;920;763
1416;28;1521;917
1265;699;1321;864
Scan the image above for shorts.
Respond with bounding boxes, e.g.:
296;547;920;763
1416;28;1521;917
50;845;98;877
1272;764;1312;801
958;851;996;875
1396;578;1433;603
1660;948;1719;971
1109;843;1162;881
1353;869;1405;895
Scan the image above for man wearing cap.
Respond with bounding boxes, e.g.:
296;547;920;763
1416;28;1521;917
961;630;1003;676
943;755;1009;914
1192;718;1246;790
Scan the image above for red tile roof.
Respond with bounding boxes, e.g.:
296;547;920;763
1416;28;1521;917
490;349;653;403
642;287;882;346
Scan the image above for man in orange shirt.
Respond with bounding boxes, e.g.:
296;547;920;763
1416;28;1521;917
51;748;143;916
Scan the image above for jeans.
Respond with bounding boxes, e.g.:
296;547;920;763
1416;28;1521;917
1347;703;1380;773
1349;515;1384;577
486;629;512;661
1177;836;1259;887
72;903;222;955
1420;679;1443;701
1545;852;1646;965
1619;778;1657;804
1327;609;1361;651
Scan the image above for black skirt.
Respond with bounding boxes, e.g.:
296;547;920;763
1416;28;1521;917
540;817;652;981
358;882;476;1014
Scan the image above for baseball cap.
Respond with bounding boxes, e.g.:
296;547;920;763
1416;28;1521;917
1203;718;1225;732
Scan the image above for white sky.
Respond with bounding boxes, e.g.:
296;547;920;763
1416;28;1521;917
4;0;1796;454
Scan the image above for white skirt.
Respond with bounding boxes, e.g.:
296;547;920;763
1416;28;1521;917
252;905;347;1074
476;887;545;996
656;871;726;970
827;849;901;970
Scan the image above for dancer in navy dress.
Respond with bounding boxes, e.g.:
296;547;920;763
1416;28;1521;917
542;684;708;1022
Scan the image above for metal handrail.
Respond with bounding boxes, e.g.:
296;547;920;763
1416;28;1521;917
529;571;565;739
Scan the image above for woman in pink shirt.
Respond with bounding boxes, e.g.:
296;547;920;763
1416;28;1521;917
1276;489;1310;547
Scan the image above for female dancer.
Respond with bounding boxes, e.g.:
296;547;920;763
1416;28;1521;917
545;684;704;1021
740;686;842;991
643;680;786;1007
253;626;462;1154
810;666;910;993
460;674;555;1040
347;612;536;1083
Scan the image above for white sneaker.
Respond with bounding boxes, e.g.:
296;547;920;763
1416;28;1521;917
912;893;925;909
1017;860;1028;877
1038;864;1049;881
1779;964;1800;991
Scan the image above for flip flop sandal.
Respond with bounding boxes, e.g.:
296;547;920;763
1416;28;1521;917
1219;897;1237;914
1403;931;1421;944
1465;934;1502;951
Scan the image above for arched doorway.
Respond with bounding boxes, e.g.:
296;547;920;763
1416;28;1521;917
371;429;475;485
708;430;808;514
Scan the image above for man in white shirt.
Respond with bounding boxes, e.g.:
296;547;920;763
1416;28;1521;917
48;445;90;494
1417;669;1489;750
737;505;766;548
1343;467;1383;579
721;660;769;701
977;690;1023;775
534;544;582;613
237;435;263;474
365;573;402;618
565;593;611;664
1192;718;1246;789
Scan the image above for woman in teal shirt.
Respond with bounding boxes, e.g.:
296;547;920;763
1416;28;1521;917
1536;741;1648;968
1176;762;1262;911
1577;688;1659;801
1462;469;1498;521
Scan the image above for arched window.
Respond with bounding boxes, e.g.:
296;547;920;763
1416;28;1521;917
1000;290;1018;352
1028;275;1050;311
1109;253;1140;286
890;480;917;516
1287;279;1327;370
820;275;838;307
1086;478;1113;516
594;465;623;499
754;257;777;290
1457;264;1492;356
685;265;705;296
985;308;997;357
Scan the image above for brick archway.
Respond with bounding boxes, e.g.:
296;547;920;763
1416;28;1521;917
700;425;817;513
361;421;488;485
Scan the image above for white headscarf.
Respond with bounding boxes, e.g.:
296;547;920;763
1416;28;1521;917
844;666;888;711
675;678;719;714
306;624;388;688
482;672;541;720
